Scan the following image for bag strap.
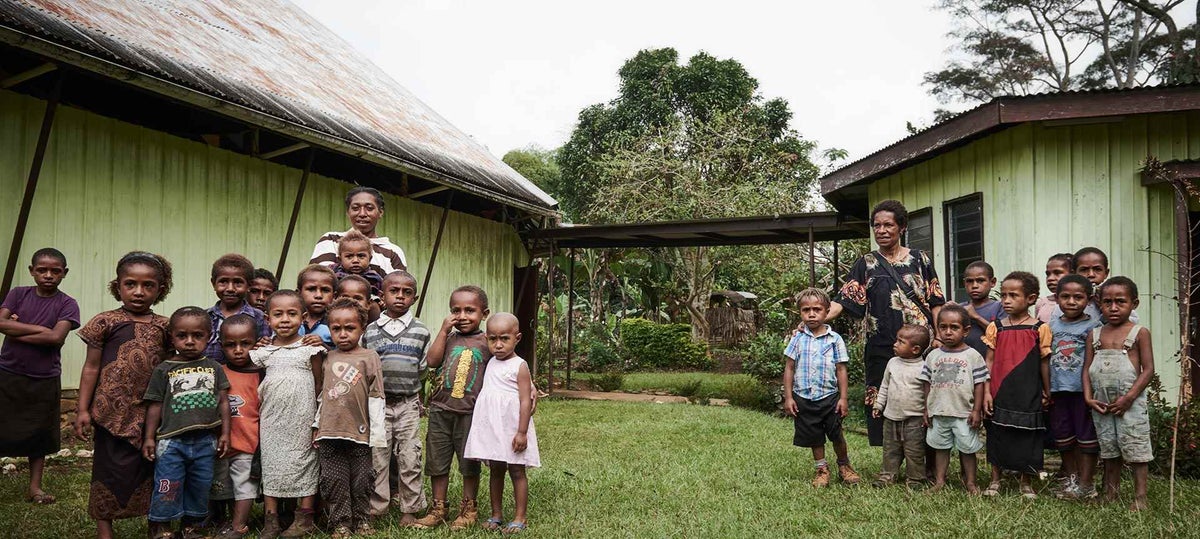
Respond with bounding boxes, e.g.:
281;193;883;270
871;251;935;325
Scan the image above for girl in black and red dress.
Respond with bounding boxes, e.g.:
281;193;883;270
982;271;1053;498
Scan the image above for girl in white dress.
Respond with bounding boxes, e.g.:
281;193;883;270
464;313;539;534
250;290;325;539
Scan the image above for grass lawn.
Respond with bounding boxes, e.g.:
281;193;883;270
572;371;757;396
2;399;1197;538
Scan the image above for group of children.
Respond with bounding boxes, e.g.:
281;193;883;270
0;234;541;539
784;247;1157;511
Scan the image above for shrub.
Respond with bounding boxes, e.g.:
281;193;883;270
743;332;787;381
593;372;624;392
619;318;711;370
1149;381;1200;479
582;341;622;373
676;379;704;399
724;376;777;413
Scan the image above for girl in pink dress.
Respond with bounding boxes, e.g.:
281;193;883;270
464;313;539;534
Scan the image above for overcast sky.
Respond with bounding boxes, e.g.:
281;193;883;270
289;1;960;163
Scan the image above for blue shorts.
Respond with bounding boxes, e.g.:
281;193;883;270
926;416;983;454
149;431;216;522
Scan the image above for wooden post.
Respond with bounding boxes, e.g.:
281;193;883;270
832;239;840;286
275;149;315;279
1;73;61;299
416;192;455;317
566;248;576;390
808;225;816;287
546;253;556;394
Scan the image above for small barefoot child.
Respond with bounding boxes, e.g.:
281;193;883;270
960;261;1002;358
0;248;80;506
210;315;265;539
1048;275;1101;501
316;298;385;537
252;290;326;538
362;271;431;524
249;268;279;313
464;312;540;533
782;288;860;488
1083;276;1155;511
143;307;232;539
297;264;336;348
982;271;1052;498
413;286;493;530
1036;253;1073;323
76;252;173;539
205;254;270;364
333;230;384;299
920;305;988;494
871;324;930;489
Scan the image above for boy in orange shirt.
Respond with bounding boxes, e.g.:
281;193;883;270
209;315;264;539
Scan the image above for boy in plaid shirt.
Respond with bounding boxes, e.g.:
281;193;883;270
782;288;861;487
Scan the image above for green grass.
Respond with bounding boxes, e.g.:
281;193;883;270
573;371;756;396
2;400;1198;538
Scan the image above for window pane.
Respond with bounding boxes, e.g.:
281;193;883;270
905;209;933;256
945;195;984;302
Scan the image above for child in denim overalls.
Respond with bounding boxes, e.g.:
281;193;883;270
1082;276;1154;512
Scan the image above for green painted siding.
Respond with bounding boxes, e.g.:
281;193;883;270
0;90;528;388
867;115;1199;395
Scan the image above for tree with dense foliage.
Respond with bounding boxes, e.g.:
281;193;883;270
502;146;562;201
559;48;822;339
925;0;1197;117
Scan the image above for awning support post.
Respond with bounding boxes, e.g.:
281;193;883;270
565;248;576;390
416;191;456;317
808;225;816;287
275;149;315;279
1;73;62;299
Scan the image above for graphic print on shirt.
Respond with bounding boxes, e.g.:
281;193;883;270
327;360;363;400
228;394;246;417
929;356;968;388
1051;332;1086;374
445;345;483;398
167;366;218;413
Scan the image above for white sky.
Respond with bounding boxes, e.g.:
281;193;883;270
287;1;959;163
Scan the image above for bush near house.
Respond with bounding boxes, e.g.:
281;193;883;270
1150;396;1200;479
619;318;711;370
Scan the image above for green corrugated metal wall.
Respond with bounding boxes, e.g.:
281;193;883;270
0;90;529;388
866;115;1198;394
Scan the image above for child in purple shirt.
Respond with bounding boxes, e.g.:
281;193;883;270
0;248;80;505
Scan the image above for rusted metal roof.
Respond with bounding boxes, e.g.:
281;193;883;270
0;0;557;213
820;84;1200;211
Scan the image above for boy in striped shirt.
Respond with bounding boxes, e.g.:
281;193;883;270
782;288;860;488
360;271;431;525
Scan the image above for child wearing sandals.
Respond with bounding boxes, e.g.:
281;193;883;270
1083;276;1155;511
464;312;540;534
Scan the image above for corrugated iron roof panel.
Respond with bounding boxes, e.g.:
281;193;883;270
0;0;557;210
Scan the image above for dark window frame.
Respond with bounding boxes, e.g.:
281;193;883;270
903;207;934;257
942;193;985;303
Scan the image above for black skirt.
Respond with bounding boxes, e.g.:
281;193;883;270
0;369;60;457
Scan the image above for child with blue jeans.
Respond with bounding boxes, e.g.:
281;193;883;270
143;307;231;539
782;288;860;488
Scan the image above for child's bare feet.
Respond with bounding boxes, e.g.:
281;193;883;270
965;484;980;496
398;513;417;527
1103;491;1120;503
925;483;945;495
1129;497;1148;512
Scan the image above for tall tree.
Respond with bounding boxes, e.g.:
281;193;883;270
563;49;821;339
502;146;562;198
926;0;1195;112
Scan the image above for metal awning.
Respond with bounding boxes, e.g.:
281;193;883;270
526;211;868;249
